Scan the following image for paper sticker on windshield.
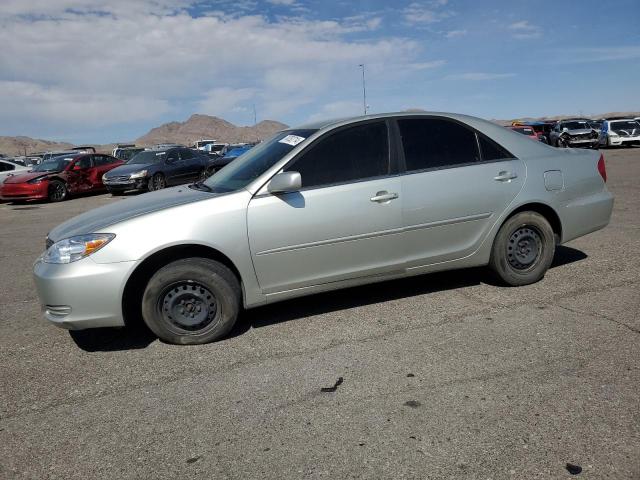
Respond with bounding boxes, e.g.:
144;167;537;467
279;135;306;147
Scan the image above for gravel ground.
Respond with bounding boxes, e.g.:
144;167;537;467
0;147;638;479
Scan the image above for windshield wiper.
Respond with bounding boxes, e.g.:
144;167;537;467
190;181;212;192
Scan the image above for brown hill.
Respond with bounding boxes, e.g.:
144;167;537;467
0;136;74;157
135;114;288;147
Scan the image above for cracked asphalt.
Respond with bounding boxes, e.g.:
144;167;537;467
1;148;638;479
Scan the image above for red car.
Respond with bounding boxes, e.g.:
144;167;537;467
0;153;123;202
509;125;538;141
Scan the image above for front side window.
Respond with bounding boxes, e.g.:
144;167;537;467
398;118;480;171
0;161;14;172
285;121;389;189
76;156;92;169
180;149;195;160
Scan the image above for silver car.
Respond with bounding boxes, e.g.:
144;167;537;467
33;112;614;345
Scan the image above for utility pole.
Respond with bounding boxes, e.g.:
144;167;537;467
253;104;257;126
358;64;368;115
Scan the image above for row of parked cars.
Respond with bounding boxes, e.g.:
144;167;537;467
0;142;256;203
508;116;640;148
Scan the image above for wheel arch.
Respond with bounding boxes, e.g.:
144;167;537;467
121;244;244;327
503;202;563;244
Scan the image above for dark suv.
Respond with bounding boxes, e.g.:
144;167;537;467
102;147;208;195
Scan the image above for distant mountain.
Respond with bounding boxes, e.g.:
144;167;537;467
136;114;288;147
0;136;74;157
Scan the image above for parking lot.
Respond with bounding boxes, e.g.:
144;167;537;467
0;147;638;479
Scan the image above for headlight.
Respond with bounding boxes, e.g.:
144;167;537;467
129;170;147;179
43;234;115;264
609;132;619;137
27;176;45;184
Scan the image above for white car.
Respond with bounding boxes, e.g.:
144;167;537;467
598;119;640;147
0;158;30;184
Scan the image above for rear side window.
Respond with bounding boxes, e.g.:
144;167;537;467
0;161;14;172
286;121;389;189
478;134;513;161
398;118;480;171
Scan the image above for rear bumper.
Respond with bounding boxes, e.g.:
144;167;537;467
33;257;136;329
0;182;48;200
560;189;614;244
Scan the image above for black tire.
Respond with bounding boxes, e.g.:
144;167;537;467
48;180;67;202
557;136;568;148
148;173;166;192
141;258;241;345
489;212;555;286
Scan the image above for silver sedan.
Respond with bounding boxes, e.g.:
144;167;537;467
33;112;614;344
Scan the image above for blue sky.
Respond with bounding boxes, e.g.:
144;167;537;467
0;0;639;144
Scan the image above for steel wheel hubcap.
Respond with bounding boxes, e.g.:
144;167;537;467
160;282;218;331
507;226;542;270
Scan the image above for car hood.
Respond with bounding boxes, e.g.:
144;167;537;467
48;186;212;242
2;171;50;184
104;163;155;177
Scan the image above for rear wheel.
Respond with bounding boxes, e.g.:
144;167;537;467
489;212;555;286
148;173;166;192
141;258;241;345
48;180;67;202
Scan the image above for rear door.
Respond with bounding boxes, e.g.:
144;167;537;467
396;117;525;270
247;120;404;294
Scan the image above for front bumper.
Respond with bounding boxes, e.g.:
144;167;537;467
607;135;640;146
33;256;137;329
0;181;48;200
567;138;598;148
104;178;148;192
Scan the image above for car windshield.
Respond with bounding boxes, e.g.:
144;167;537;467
224;147;251;158
210;145;226;153
203;130;316;193
127;150;167;165
562;121;590;130
611;121;639;130
32;156;74;172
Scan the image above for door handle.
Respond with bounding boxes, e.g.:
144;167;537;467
370;191;399;203
494;171;518;182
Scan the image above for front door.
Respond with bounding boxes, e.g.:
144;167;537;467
396;117;525;269
66;155;94;193
247;120;404;294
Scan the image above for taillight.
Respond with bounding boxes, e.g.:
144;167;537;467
597;153;607;183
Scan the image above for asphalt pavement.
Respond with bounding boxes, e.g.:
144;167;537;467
1;148;638;479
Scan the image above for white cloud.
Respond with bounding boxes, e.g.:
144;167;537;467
507;20;541;39
445;72;516;81
445;29;467;38
553;46;640;63
306;100;365;123
408;60;446;70
403;1;453;25
0;2;421;138
0;81;170;125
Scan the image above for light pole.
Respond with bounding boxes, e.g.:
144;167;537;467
358;64;368;115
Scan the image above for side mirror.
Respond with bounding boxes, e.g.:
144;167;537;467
73;164;83;170
268;171;301;194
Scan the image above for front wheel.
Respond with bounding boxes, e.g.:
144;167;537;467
148;173;166;192
489;212;555;286
48;180;67;202
141;258;241;345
